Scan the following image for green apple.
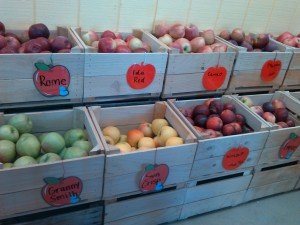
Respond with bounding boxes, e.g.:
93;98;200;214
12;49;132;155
62;147;88;160
39;153;61;164
72;140;92;153
0;125;19;143
64;129;88;147
13;156;37;168
8;114;33;134
0;140;16;163
3;163;13;169
41;132;65;154
16;133;40;158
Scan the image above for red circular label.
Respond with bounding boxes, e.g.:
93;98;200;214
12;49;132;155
261;59;282;82
126;62;156;89
202;66;227;91
222;147;249;170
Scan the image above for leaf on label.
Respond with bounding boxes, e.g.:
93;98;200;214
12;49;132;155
44;177;61;184
35;62;51;71
145;164;155;171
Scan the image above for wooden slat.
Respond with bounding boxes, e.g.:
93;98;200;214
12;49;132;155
258;146;300;165
282;69;300;87
295;178;300;189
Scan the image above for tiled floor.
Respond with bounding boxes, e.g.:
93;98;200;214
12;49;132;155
170;190;300;225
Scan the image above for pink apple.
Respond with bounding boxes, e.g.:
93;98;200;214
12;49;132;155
126;35;135;43
277;32;294;43
154;22;169;37
175;38;191;53
82;31;99;46
197;45;213;53
213;45;227;52
116;45;131;53
169;24;185;39
98;37;117;53
142;42;151;52
219;30;230;41
293;37;300;48
0;35;7;49
283;38;296;47
101;30;117;39
190;37;205;53
202;29;215;45
115;38;126;47
5;36;21;50
128;37;143;51
170;42;183;53
158;34;173;46
185;24;199;41
263;112;276;123
115;32;123;39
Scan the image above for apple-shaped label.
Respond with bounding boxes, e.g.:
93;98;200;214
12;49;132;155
139;164;169;192
280;133;300;159
41;176;82;207
202;66;227;91
126;62;156;89
33;62;70;97
222;146;249;170
261;59;282;82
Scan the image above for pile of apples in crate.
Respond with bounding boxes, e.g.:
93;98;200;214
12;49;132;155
276;31;300;48
179;98;253;139
241;97;296;128
0;21;72;54
103;119;184;153
0;114;92;169
82;29;151;53
154;22;227;53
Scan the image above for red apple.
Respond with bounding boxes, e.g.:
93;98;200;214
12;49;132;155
169;24;185;39
220;109;236;124
253;33;269;49
18;45;26;53
202;29;215;45
206;117;223;131
128;37;143;51
179;108;193;118
190;37;205;53
230;122;242;134
223;103;236;112
209;100;224;114
115;32;123;39
286;119;295;127
219;30;230;41
202;129;218;139
0;35;7;49
277;32;294;43
28;23;50;39
213;45;227;52
175;38;191;53
50;36;71;52
126;35;135;43
283;38;296;47
184;24;199;41
154;22;169;37
5;36;21;50
158;34;173;46
0;46;17;54
241;41;253;52
193;104;210;117
5;32;20;42
275;108;288;122
245;34;254;45
24;39;43;53
35;37;50;51
101;30;116;39
263;112;276;123
115;38;126;47
170;42;183;53
277;122;289;128
250;106;264;117
228;39;238;46
0;21;5;36
82;30;99;45
194;126;205;133
231;28;245;44
98;37;117;53
194;114;208;128
222;124;236;136
116;45;131;53
236;114;246;126
197;45;213;53
272;99;286;109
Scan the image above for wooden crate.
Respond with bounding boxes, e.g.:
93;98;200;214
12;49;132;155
180;170;252;220
295;178;300;189
0;107;105;220
0;27;84;109
225;38;292;94
104;187;185;225
153;35;236;99
0;202;103;225
244;161;300;202
88;102;197;200
71;28;168;103
168;95;270;181
233;92;300;166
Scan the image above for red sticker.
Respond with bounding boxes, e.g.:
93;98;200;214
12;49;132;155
126;62;156;89
202;66;227;91
139;164;169;192
41;176;82;207
33;62;70;97
261;60;282;82
222;147;249;170
280;133;300;159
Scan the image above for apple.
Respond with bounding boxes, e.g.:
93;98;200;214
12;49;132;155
16;133;40;158
115;32;123;39
0;46;17;54
236;114;246;126
91;41;99;49
228;39;238;46
240;96;253;107
250;106;264;117
272;99;286;109
61;146;88;160
51;36;72;52
174;38;191;53
128;37;143;51
5;36;21;50
157;126;178;146
103;126;120;144
64;128;88;147
275;108;288;122
127;129;144;147
138;123;154;137
185;24;199;41
193;104;210;117
206;117;223;131
72;140;92;153
0;140;16;163
277;122;289;128
8;114;32;134
115;38;126;47
179;107;193;118
220;109;236;124
58;49;71;53
204;98;215;106
165;137;184;146
35;37;50;51
283;38;296;47
24;39;43;53
3;163;13;169
39;153;61;164
190;37;205;53
138;137;155;149
82;31;99;46
158;34;173;46
101;30;117;39
118;135;127;143
202;129;218;139
286;119;295;127
223;103;236;112
231;28;245;44
41;132;65;154
170;42;183;53
222;124;236;136
263;112;276;123
0;125;19;143
28;23;50;39
104;136;115;145
262;102;274;113
116;45;131;53
277;32;294;43
154;22;169;37
0;21;5;35
98;37;117;53
202;29;215;45
153;136;164;147
125;35;135;43
219;30;230;40
209;100;224;114
152;119;169;135
0;35;7;49
19;30;30;43
142;42;151;52
194;126;205;133
169;24;185;39
13;156;37;168
197;45;213;53
230;122;242;134
241;41;253;52
115;142;132;153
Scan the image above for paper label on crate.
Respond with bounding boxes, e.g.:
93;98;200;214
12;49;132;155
41;176;83;207
202;66;227;91
139;164;169;192
279;133;300;159
222;146;249;170
261;59;282;82
33;62;70;97
126;62;156;89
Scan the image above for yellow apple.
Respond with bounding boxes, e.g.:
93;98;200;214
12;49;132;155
153;136;164;147
118;135;127;143
152;119;169;135
158;126;178;146
115;142;132;153
138;123;154;137
165;137;184;146
103;126;120;144
104;135;115;145
138;137;156;149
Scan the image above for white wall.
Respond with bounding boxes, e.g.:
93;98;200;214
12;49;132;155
1;0;300;34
